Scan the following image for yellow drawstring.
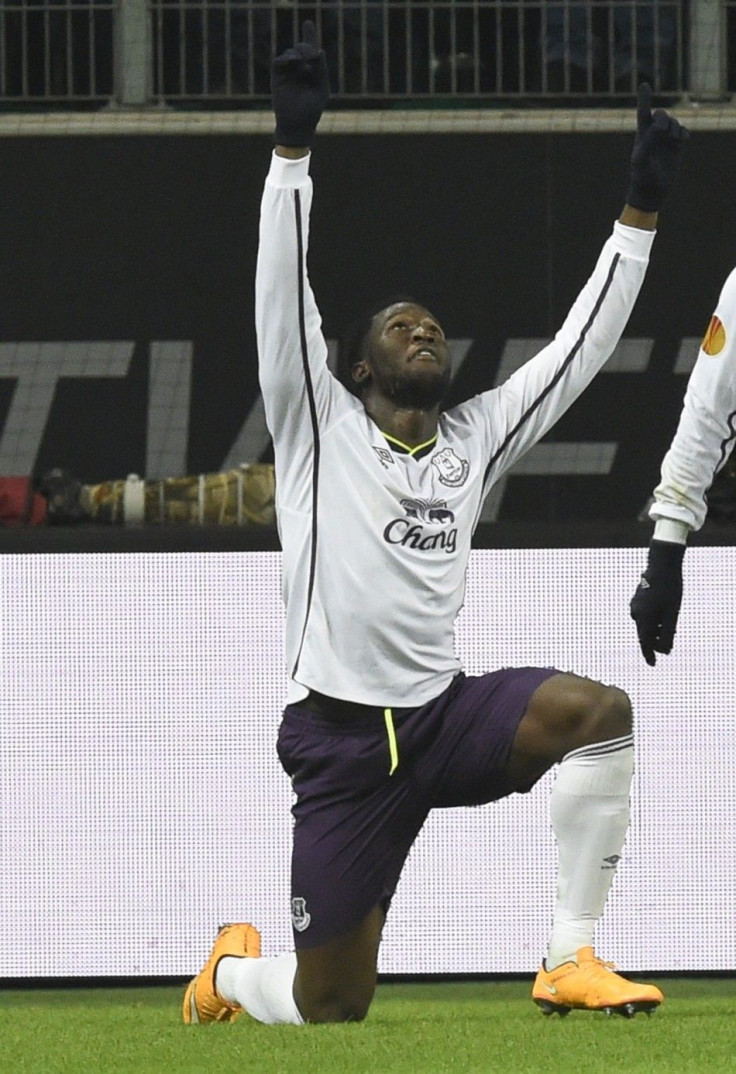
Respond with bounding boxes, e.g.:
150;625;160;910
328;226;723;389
383;708;399;775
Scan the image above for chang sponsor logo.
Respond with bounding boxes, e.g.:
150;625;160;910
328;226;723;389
383;497;458;554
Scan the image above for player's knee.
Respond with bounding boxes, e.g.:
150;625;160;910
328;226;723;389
509;675;633;782
301;992;373;1024
295;968;376;1024
582;683;632;745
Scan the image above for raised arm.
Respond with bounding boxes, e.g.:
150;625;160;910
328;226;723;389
256;22;333;447
475;87;687;486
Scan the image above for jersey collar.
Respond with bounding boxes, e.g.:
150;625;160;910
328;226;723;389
381;431;438;461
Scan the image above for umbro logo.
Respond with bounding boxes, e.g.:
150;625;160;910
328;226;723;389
373;446;395;469
540;982;558;995
601;854;621;869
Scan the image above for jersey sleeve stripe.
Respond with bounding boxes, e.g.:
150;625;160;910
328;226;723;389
702;407;736;514
291;188;321;681
715;409;736;475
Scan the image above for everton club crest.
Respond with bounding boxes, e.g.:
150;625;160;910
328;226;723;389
431;447;469;487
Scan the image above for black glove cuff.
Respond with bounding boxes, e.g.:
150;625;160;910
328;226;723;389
648;537;686;566
273;123;315;148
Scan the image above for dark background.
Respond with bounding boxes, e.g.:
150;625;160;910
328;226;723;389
1;130;732;536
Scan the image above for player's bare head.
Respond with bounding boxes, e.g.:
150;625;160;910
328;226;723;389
338;299;451;410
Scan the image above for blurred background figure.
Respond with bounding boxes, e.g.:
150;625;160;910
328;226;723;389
42;464;276;526
0;466;276;527
544;1;678;95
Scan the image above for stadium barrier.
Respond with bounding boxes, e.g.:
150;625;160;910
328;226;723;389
3;0;732;108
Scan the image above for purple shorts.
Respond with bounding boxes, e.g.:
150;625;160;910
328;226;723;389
276;667;556;949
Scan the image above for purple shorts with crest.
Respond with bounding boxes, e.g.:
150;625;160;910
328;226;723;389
276;667;556;949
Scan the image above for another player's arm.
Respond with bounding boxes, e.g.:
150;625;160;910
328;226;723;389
653;267;736;534
630;268;736;665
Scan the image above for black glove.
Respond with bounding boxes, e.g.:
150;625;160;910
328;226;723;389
272;20;330;148
630;539;686;666
625;83;689;212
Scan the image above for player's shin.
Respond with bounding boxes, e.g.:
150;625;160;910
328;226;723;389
546;735;634;970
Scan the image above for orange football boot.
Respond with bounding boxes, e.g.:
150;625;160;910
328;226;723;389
182;923;261;1024
532;946;663;1018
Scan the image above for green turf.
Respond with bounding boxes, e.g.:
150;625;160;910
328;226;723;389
2;978;735;1074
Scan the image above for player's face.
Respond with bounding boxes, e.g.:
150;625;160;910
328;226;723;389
358;303;451;409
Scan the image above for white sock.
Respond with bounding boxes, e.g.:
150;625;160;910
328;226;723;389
215;952;303;1025
546;734;634;970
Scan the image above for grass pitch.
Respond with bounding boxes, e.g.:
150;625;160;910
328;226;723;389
2;977;734;1074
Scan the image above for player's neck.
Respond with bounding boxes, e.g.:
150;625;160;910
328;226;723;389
364;399;439;449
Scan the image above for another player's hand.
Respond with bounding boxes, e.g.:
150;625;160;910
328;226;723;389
629;539;686;666
272;20;330;147
625;83;689;213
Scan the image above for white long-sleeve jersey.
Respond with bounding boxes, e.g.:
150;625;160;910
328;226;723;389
650;267;736;540
256;152;654;707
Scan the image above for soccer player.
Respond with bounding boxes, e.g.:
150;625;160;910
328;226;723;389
183;24;687;1024
630;270;736;665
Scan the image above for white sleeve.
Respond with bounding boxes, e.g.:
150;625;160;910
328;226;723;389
650;266;736;535
473;221;654;490
255;152;343;457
